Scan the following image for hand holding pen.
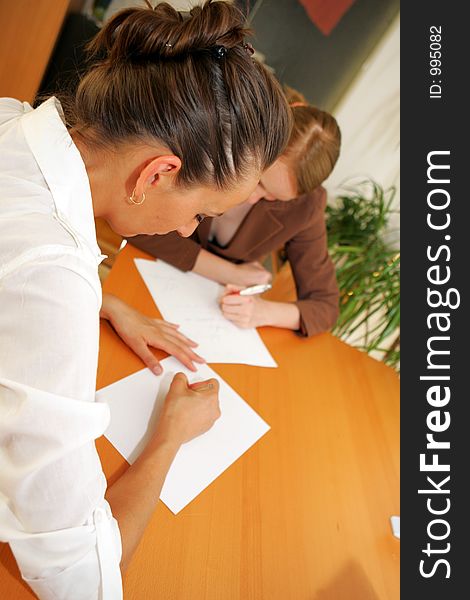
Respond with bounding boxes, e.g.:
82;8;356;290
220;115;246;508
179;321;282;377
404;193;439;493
219;283;272;329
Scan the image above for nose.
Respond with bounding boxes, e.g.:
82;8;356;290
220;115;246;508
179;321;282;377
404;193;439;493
176;219;199;238
246;185;265;205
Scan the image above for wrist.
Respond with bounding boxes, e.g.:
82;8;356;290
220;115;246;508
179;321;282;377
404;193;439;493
257;298;274;327
101;294;134;326
228;262;243;286
261;300;301;330
140;432;182;463
100;293;121;321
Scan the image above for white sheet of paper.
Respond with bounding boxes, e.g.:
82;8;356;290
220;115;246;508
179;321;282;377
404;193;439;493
96;358;270;514
134;258;277;367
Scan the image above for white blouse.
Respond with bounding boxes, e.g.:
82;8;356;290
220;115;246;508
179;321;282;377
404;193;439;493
0;97;123;599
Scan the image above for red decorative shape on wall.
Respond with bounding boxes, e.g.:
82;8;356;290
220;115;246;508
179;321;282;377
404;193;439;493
298;0;356;35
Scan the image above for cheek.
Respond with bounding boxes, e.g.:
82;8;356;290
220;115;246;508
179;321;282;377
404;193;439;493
147;198;195;234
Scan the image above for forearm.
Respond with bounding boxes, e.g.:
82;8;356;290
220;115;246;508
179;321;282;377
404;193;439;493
261;300;301;330
192;248;238;284
106;437;180;572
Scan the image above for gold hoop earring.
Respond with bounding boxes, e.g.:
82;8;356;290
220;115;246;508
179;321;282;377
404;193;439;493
128;188;146;205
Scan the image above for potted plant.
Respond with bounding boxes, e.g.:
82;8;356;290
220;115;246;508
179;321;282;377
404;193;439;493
326;180;400;370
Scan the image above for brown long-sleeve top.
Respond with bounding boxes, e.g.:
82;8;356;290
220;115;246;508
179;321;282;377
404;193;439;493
129;186;339;337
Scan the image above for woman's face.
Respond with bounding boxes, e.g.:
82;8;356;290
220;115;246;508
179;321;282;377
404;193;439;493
245;157;298;205
113;174;260;238
72;132;261;239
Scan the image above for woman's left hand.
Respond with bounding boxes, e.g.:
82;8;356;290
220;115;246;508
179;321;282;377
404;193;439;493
219;284;269;329
101;293;205;374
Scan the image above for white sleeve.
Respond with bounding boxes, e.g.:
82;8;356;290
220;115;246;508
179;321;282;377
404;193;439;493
0;258;122;599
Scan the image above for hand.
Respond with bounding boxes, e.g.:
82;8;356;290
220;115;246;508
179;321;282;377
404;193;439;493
101;294;205;374
231;261;272;287
219;284;269;329
154;373;221;446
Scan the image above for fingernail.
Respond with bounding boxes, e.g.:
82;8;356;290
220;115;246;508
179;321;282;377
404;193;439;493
153;366;163;375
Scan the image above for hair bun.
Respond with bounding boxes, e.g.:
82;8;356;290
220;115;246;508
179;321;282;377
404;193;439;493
87;1;250;63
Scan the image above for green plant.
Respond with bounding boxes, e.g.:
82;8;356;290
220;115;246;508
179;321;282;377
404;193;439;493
326;180;400;370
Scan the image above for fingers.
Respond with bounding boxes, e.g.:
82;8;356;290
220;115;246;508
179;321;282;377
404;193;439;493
156;336;205;372
224;316;250;328
136;331;204;374
142;325;204;371
169;328;199;348
169;371;189;391
221;304;245;315
157;321;199;348
160;320;180;329
221;294;252;306
134;341;163;375
159;324;199;346
220;303;251;328
189;377;220;394
220;284;243;301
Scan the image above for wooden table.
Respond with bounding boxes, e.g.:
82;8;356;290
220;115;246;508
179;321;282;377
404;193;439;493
0;0;70;103
0;244;400;599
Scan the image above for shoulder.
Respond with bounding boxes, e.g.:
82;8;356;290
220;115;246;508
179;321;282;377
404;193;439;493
293;187;327;217
262;186;327;226
0;97;29;126
267;186;327;214
0;212;91;277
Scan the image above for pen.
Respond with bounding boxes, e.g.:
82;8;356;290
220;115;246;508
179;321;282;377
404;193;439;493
231;283;272;296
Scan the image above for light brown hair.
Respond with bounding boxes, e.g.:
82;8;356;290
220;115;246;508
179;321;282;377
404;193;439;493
62;1;291;190
284;86;341;195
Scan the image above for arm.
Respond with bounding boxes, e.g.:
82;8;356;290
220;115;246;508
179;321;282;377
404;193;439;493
1;260;220;598
128;231;202;271
1;261;124;599
220;190;339;336
285;191;339;336
106;374;220;572
129;231;271;286
193;248;271;286
100;293;205;373
220;284;301;330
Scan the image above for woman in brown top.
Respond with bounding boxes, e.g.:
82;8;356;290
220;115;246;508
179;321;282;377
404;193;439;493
126;87;341;341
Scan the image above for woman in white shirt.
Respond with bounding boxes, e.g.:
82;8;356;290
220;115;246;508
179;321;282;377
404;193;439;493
0;3;291;598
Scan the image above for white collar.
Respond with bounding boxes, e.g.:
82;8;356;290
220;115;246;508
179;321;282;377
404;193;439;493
20;97;103;261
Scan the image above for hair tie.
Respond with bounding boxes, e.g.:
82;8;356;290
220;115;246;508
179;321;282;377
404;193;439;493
290;102;309;108
212;45;227;59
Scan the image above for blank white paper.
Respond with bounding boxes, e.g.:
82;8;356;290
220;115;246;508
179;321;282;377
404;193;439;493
134;258;277;367
96;358;271;514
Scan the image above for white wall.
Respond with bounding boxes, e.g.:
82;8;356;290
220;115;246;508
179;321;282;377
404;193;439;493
323;17;400;365
324;16;400;244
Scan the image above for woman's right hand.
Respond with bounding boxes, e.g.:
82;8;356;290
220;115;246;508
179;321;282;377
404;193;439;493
231;261;272;287
154;373;221;447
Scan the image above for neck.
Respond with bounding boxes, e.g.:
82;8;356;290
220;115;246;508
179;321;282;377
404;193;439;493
69;130;119;220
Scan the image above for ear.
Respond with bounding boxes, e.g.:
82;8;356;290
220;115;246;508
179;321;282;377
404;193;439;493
135;155;182;194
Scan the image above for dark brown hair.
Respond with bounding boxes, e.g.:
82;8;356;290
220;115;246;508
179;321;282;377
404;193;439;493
284;86;341;195
64;1;291;190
